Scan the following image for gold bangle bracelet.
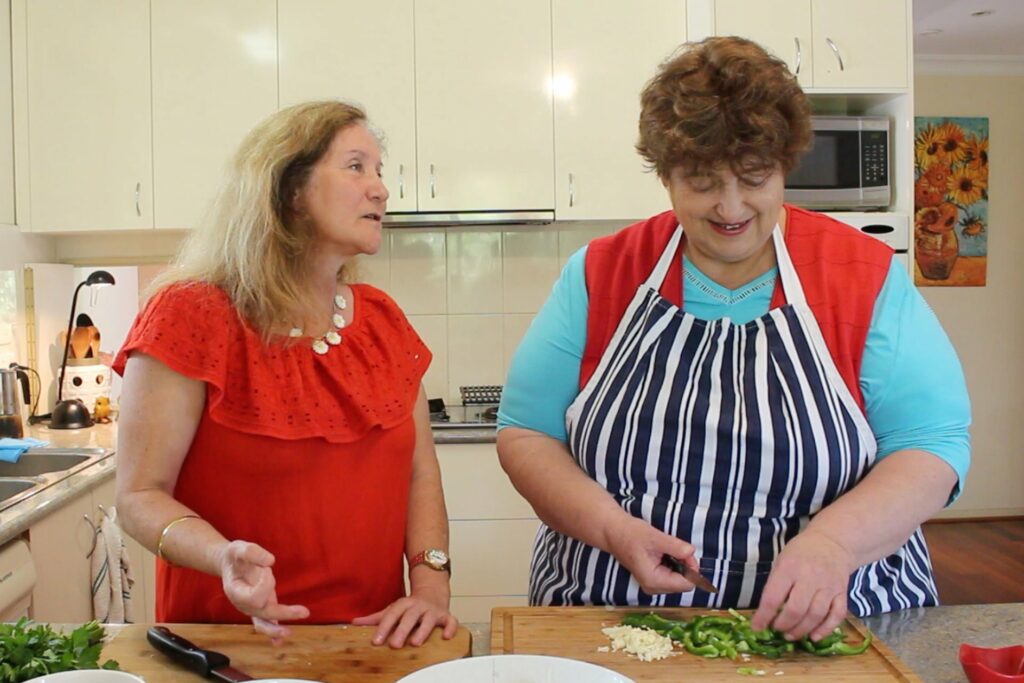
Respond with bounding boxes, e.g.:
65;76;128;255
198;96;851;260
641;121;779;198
156;514;200;562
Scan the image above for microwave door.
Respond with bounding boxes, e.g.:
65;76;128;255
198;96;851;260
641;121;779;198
785;130;865;209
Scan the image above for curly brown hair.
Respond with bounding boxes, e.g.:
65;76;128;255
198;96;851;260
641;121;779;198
637;36;811;179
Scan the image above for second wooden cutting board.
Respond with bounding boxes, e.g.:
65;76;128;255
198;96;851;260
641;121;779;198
491;606;922;682
103;623;472;682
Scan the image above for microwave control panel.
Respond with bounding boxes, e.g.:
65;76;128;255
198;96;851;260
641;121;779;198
861;130;889;187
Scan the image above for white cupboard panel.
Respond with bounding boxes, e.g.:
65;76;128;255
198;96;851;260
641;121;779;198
714;0;812;88
0;0;14;224
279;0;417;212
552;0;684;220
26;0;152;231
415;0;553;212
436;442;535;520
449;519;540;596
151;0;278;230
811;0;908;89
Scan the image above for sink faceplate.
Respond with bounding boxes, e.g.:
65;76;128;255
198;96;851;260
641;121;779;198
0;447;113;512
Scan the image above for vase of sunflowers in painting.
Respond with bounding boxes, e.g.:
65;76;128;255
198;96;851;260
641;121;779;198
913;119;988;281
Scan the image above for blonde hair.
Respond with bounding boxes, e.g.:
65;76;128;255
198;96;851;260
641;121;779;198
151;100;372;339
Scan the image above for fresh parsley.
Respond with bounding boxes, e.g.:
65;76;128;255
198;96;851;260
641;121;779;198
0;618;120;682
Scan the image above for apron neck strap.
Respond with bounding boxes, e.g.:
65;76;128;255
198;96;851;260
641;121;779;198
644;225;683;289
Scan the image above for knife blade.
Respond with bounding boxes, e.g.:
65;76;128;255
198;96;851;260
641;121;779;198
147;626;255;682
661;553;719;593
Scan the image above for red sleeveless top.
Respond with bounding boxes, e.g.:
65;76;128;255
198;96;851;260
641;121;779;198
582;205;893;411
113;282;430;623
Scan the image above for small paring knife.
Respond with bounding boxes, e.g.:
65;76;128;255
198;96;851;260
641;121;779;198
661;553;719;594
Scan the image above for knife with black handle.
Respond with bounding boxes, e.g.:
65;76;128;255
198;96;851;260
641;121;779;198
661;553;720;593
147;626;255;682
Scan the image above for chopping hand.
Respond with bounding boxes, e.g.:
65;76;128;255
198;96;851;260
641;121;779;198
605;515;701;595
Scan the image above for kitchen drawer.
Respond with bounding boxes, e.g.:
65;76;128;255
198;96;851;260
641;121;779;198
437;443;536;520
449;519;540;596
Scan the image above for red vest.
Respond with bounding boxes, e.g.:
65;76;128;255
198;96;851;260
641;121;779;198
581;205;893;412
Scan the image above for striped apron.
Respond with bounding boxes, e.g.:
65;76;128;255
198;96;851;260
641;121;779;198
529;225;939;617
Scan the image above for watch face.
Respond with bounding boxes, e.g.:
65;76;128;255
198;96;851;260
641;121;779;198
425;549;449;567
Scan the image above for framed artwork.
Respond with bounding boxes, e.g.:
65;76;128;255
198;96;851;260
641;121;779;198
913;116;989;286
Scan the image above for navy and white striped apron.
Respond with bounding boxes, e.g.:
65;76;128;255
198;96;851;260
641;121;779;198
529;225;939;617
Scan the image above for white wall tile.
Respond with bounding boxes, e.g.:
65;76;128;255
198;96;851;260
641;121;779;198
447;314;503;402
502;314;535;378
388;229;446;315
557;220;633;268
502;229;559;313
447;230;502;314
407;314;448;402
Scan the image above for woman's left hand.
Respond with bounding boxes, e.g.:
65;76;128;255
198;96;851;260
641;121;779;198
352;585;459;648
750;529;855;642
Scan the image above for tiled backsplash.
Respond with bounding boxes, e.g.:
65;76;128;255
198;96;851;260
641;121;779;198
359;223;628;404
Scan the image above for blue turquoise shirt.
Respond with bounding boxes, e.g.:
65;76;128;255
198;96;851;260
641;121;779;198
498;247;971;500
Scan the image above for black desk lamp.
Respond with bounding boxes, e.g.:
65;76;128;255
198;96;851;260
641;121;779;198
50;270;116;430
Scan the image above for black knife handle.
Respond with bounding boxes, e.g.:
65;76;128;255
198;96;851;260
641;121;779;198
147;626;231;677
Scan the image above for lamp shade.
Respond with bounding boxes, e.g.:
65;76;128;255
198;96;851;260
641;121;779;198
85;270;116;287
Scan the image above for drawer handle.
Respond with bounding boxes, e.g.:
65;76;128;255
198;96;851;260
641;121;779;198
825;37;844;71
135;182;141;217
429;163;436;199
794;37;802;75
568;173;575;208
398;163;404;200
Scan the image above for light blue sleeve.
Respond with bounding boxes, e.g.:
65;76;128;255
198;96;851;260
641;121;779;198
497;247;589;442
860;259;972;502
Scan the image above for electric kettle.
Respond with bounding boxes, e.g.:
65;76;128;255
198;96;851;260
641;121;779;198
0;366;30;438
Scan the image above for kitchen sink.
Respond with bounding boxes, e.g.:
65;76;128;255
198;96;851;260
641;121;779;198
0;447;113;512
0;451;92;477
0;479;38;505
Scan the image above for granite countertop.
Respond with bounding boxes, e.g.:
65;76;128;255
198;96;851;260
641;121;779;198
465;602;1024;682
0;423;118;546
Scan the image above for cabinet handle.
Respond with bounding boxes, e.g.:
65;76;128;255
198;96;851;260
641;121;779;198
429;164;436;199
398;163;404;200
793;37;802;75
135;182;141;217
568;173;575;208
825;37;844;72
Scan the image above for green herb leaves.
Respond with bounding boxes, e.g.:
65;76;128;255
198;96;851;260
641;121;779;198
0;619;120;682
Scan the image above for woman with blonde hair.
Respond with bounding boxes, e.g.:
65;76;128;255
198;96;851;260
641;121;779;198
115;101;457;648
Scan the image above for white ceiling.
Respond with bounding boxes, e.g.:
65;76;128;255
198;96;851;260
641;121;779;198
914;0;1024;58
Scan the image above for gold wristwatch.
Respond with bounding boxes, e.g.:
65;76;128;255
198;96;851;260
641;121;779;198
409;548;451;575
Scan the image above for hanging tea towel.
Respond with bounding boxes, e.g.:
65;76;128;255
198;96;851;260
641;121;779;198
90;506;135;623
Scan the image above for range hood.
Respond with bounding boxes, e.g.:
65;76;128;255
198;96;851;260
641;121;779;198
384;210;554;227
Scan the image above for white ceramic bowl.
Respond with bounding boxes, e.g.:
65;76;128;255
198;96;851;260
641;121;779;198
29;672;145;683
395;654;634;682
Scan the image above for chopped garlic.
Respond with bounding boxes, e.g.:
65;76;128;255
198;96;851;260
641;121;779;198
601;625;675;662
596;646;610;652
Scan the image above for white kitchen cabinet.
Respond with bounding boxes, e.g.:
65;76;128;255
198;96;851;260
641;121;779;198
415;0;554;212
0;0;15;225
29;475;153;623
24;0;152;232
151;0;278;230
552;0;685;220
435;441;538;622
714;0;908;90
279;0;417;213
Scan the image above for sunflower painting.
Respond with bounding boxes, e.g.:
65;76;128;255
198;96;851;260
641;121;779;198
913;116;988;286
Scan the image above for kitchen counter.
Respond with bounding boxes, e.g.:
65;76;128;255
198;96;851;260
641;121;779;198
0;423;118;546
463;602;1023;682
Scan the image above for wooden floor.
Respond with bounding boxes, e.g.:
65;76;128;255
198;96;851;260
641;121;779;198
922;519;1024;605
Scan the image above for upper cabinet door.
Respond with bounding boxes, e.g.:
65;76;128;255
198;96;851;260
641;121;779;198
811;0;908;89
552;0;685;221
26;0;152;231
415;0;554;212
279;0;417;213
152;0;278;230
715;0;812;88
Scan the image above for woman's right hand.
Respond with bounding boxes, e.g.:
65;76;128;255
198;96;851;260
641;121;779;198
218;540;311;644
605;515;699;595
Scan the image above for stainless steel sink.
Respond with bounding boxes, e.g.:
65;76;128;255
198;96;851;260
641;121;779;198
0;447;113;512
0;451;92;477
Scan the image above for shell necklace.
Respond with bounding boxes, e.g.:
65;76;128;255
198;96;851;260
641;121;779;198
289;291;348;355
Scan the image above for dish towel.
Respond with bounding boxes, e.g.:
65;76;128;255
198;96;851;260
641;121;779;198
90;506;135;623
0;437;48;463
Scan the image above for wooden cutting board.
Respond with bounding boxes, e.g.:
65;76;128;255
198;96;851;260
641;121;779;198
491;607;922;682
102;623;471;682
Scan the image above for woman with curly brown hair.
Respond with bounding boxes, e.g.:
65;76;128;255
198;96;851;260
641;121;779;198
498;37;969;642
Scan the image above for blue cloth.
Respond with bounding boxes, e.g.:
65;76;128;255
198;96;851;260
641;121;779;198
498;246;972;501
0;437;49;462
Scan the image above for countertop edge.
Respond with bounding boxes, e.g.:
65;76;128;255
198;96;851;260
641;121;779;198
0;455;116;546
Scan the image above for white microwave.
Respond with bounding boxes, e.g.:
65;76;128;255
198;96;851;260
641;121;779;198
785;116;891;211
